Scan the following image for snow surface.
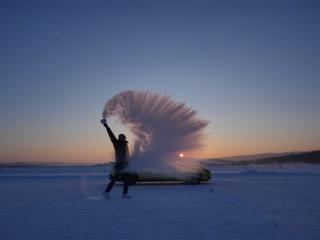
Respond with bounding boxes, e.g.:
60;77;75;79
1;165;320;240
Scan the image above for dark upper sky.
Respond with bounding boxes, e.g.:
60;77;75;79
1;0;320;163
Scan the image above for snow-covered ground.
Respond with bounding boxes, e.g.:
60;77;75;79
1;165;320;240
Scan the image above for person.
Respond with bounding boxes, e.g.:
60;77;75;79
100;118;131;199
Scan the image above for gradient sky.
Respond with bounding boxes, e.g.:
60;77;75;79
1;0;320;163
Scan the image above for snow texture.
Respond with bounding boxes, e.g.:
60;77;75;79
1;165;320;240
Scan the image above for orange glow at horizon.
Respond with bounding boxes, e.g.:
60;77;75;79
1;120;319;164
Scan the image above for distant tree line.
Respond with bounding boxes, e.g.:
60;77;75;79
237;151;320;165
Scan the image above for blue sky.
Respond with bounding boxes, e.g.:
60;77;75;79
1;0;320;163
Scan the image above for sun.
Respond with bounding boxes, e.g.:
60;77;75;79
179;153;184;158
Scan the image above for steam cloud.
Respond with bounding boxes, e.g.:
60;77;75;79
102;90;209;173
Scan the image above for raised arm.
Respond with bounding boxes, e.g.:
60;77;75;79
100;119;117;145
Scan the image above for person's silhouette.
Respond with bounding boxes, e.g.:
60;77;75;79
100;119;130;198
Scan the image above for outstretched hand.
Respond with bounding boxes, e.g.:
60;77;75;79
100;118;108;127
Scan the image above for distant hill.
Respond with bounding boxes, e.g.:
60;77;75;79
0;162;51;168
219;152;301;162
0;162;93;168
204;150;320;166
0;161;113;168
236;150;320;165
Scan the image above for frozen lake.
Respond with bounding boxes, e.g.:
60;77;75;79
1;165;320;240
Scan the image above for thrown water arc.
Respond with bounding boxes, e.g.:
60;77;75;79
102;90;209;173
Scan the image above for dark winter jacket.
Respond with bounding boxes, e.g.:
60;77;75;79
106;126;129;172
